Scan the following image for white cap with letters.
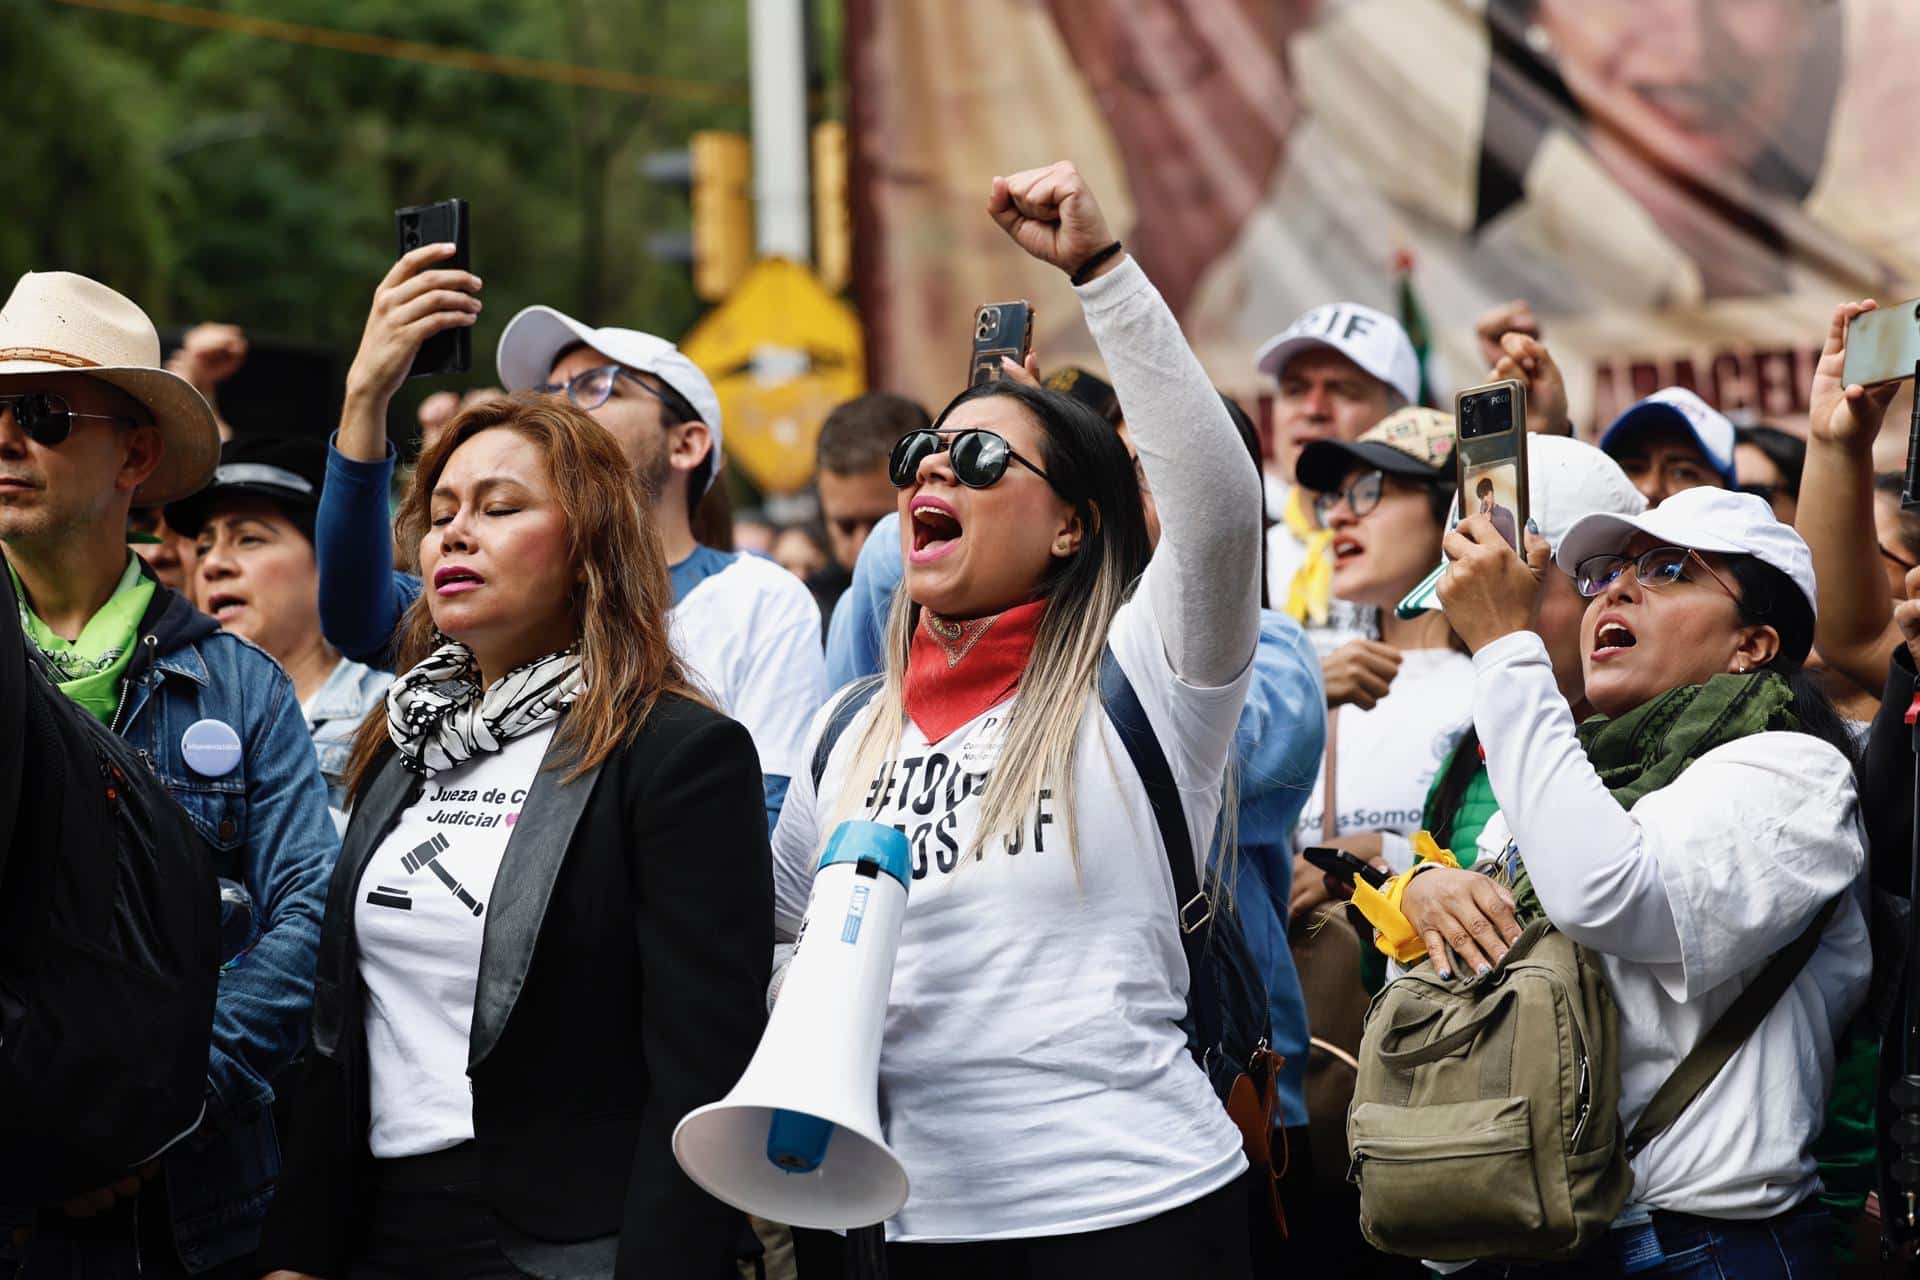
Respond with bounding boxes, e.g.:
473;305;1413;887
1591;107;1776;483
1255;302;1421;406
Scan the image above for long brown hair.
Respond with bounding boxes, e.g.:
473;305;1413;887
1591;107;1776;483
344;394;702;801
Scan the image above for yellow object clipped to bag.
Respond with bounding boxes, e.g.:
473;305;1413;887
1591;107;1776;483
1349;832;1459;965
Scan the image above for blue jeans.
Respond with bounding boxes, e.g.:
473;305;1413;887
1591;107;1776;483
1453;1203;1836;1278
1635;1205;1835;1278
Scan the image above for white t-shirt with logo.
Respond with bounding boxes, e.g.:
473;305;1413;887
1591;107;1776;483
1293;647;1473;868
354;723;556;1158
673;551;826;783
771;595;1250;1243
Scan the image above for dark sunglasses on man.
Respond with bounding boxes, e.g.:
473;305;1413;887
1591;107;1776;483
889;427;1065;497
0;391;141;447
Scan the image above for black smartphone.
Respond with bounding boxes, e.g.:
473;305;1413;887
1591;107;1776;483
969;301;1035;386
395;199;471;379
1455;378;1530;554
1303;845;1390;891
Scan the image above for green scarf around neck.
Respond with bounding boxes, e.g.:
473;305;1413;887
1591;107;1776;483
9;556;155;724
1498;672;1798;918
1575;671;1799;810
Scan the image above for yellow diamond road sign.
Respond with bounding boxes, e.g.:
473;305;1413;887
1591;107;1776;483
680;258;865;496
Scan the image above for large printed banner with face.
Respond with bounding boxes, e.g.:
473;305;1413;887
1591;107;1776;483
847;0;1920;445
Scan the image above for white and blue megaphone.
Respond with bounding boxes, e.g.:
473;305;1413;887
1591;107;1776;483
672;821;913;1229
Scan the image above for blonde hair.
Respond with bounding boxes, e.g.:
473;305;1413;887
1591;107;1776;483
830;380;1237;876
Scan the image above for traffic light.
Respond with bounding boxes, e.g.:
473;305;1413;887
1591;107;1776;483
812;122;851;295
642;130;754;303
692;131;754;302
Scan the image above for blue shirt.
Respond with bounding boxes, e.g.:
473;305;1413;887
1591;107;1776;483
824;510;1327;1126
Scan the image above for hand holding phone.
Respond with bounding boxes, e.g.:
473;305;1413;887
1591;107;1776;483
969;301;1035;386
1454;379;1529;555
395;199;472;379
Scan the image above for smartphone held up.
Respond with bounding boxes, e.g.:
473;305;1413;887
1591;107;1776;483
396;199;472;379
1455;379;1530;555
968;301;1035;386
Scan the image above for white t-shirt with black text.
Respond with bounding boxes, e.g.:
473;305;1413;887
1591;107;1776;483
1293;647;1473;868
355;724;556;1158
772;594;1250;1243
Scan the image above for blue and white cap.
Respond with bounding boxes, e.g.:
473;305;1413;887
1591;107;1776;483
1598;387;1737;487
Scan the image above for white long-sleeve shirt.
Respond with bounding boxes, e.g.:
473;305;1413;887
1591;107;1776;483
771;256;1262;1242
1470;631;1869;1217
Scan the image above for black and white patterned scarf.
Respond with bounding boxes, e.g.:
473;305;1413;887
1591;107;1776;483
386;641;584;776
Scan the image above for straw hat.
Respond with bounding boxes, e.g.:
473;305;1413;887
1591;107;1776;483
0;272;220;505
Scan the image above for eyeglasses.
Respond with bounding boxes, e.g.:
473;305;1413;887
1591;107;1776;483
1881;542;1919;574
1312;469;1386;525
888;428;1060;494
1573;545;1740;601
0;391;140;447
532;364;668;414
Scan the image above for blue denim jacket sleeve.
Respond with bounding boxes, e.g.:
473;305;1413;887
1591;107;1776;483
824;510;903;689
206;647;338;1120
1222;611;1327;1129
316;433;421;671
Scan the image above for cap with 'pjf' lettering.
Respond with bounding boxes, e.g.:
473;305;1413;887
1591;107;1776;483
1255;302;1421;406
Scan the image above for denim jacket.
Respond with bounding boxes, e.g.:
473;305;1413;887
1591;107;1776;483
110;578;339;1271
303;656;392;830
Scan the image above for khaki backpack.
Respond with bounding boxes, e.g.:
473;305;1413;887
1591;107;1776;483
1347;899;1837;1264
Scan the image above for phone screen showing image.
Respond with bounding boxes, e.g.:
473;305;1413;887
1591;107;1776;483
1455;381;1528;553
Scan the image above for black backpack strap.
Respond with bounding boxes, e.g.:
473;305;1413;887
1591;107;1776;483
811;676;885;790
1625;895;1841;1157
1098;646;1222;1066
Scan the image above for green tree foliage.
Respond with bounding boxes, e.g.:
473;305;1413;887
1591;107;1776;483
3;0;766;427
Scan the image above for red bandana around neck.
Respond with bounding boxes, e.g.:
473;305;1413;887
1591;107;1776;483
902;599;1048;745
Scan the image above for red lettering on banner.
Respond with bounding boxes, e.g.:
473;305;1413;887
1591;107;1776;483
1588;344;1821;431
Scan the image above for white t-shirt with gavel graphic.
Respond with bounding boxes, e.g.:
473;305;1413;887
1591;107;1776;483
354;722;556;1158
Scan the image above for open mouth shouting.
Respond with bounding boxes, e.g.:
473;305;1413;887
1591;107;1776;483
204;591;247;624
433;564;485;596
1332;534;1365;567
1591;614;1638;662
909;496;964;565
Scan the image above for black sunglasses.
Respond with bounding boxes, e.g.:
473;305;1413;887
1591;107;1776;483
0;391;140;447
889;428;1061;495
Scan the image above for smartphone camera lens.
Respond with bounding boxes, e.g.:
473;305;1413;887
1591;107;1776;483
401;215;421;251
976;308;998;342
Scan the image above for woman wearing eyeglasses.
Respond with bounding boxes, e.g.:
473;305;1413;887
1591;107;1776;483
1285;409;1468;923
771;162;1263;1276
1372;487;1868;1277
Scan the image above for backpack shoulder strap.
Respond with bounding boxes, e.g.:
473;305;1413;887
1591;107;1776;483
1098;646;1221;1056
1625;895;1841;1157
811;675;885;791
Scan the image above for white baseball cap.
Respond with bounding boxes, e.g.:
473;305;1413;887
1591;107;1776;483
1554;485;1817;621
1398;435;1647;615
1255;302;1421;406
1598;387;1736;488
496;305;726;493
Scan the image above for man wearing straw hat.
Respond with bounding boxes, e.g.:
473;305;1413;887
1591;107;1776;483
0;272;336;1280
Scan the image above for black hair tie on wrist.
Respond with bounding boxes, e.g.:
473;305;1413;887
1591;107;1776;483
1069;241;1123;287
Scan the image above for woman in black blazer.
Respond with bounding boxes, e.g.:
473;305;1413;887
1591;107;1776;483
258;396;770;1280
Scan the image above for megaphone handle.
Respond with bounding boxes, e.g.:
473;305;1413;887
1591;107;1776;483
847;1224;888;1279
